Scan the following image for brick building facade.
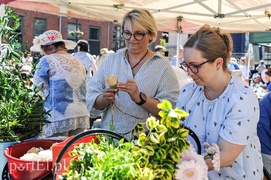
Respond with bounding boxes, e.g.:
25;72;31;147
8;2;162;56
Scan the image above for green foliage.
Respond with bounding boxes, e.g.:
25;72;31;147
160;38;166;51
0;5;49;142
61;100;190;180
131;99;190;180
62;136;154;180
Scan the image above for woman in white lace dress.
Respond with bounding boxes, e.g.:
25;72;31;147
31;30;90;138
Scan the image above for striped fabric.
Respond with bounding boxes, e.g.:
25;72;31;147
87;48;180;138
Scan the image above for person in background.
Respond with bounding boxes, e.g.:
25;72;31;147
256;60;267;74
87;9;179;140
240;55;255;82
92;54;97;62
154;45;165;56
250;73;263;88
228;57;240;70
20;52;33;75
177;25;263;179
228;57;242;78
96;48;109;70
257;92;271;175
155;45;189;88
73;39;97;81
31;30;90;139
263;69;271;92
171;45;184;67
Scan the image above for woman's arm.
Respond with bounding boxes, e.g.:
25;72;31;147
204;138;245;171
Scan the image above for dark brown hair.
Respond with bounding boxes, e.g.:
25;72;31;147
265;69;271;76
184;26;233;71
77;40;89;52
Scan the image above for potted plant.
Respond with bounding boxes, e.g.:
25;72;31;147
0;4;49;175
58;100;208;180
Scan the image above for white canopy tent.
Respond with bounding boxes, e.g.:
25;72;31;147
9;0;271;34
7;0;271;67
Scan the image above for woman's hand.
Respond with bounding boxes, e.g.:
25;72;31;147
93;88;118;109
102;88;118;103
117;78;140;103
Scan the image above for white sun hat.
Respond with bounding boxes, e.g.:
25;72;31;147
30;30;77;52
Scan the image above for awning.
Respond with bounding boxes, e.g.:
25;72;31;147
7;0;271;34
249;32;271;44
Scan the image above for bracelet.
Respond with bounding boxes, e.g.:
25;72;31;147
203;142;220;171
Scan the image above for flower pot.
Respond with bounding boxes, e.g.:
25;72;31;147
4;139;61;180
0;136;38;179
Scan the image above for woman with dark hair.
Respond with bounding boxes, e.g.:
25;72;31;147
73;39;97;80
31;30;90;139
176;25;263;179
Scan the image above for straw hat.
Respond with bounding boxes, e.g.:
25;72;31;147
30;30;77;52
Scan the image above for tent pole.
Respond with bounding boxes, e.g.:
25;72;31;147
59;16;62;33
176;32;180;66
247;43;252;79
176;16;183;67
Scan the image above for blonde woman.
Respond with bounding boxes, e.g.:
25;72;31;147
87;9;179;139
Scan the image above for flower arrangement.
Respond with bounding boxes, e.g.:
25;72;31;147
32;34;57;45
68;29;84;36
59;100;209;180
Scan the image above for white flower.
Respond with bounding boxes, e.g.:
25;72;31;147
32;36;40;45
105;75;118;88
168;109;178;118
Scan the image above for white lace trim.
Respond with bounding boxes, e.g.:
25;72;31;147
40;116;90;138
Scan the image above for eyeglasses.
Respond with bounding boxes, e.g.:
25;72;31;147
180;59;213;74
122;31;148;41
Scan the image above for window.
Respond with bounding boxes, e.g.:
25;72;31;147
34;18;46;37
113;26;125;52
67;23;82;41
89;27;100;55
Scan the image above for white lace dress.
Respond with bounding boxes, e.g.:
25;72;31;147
33;54;90;137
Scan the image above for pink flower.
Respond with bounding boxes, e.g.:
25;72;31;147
175;146;208;180
47;34;56;41
175;160;208;180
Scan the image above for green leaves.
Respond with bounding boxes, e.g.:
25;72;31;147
0;6;49;142
62;135;154;180
62;100;191;180
131;99;190;180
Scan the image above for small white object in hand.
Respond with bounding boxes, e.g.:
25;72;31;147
203;142;220;171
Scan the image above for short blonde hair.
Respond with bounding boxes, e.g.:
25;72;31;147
121;9;157;43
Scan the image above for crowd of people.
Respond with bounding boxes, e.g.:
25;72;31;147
26;8;271;179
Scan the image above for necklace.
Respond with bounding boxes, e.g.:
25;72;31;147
126;49;149;69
